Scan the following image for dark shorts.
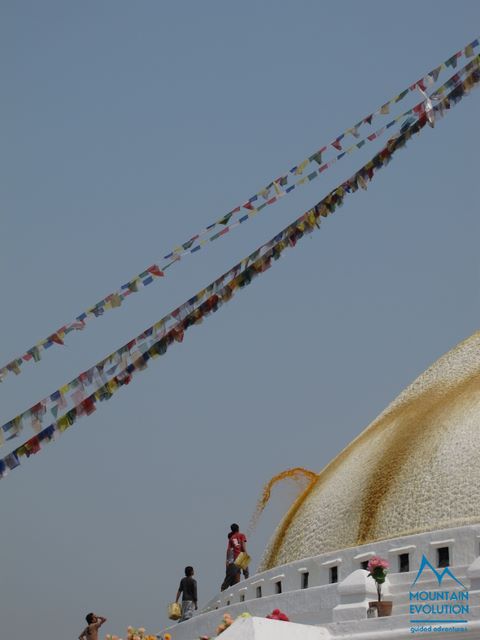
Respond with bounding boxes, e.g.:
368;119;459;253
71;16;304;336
221;563;240;591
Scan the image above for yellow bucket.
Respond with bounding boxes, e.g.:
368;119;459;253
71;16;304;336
234;552;251;570
168;602;182;620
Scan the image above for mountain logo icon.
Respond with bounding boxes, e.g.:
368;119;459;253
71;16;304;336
412;555;466;589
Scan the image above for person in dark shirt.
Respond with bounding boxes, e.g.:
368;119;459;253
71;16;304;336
175;566;198;622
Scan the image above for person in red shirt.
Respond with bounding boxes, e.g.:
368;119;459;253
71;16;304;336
229;523;249;580
221;532;240;591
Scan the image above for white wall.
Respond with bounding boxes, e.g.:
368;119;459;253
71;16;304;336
161;524;480;640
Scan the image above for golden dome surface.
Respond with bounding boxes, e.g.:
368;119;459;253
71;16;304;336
260;331;480;570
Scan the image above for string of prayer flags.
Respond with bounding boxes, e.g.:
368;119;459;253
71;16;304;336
2;63;479;459
1;40;478;384
2;60;479;444
175;55;479;247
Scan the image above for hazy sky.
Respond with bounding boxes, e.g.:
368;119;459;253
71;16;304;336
1;2;479;639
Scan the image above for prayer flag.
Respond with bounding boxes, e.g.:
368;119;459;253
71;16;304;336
295;159;309;175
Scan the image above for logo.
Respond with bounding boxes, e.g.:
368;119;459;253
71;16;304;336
409;555;469;635
412;555;466;589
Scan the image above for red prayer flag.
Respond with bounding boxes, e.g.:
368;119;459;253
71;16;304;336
25;436;41;456
81;398;96;416
147;264;164;277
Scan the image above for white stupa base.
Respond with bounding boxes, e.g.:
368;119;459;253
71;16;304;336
219;616;330;640
160;525;480;640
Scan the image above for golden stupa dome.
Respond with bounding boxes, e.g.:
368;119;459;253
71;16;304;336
260;331;480;570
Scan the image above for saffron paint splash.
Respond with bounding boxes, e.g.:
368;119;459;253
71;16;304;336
249;467;318;533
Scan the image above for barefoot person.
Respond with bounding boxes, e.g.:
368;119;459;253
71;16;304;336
79;613;107;640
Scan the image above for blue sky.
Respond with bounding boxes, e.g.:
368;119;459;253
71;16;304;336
1;2;479;638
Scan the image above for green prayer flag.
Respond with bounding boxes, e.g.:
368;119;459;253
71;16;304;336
309;151;323;165
395;89;409;103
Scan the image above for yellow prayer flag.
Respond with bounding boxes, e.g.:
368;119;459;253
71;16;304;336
110;294;122;308
380;103;390;115
319;205;329;217
107;380;118;394
273;181;283;196
258;187;270;199
57;416;70;432
295;159;309;175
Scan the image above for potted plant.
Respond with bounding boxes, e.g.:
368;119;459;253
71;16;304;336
367;556;392;617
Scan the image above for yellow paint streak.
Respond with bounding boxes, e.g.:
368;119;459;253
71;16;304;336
357;370;480;543
262;366;480;569
260;473;320;569
249;468;318;533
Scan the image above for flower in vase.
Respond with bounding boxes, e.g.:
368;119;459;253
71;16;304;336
367;556;389;602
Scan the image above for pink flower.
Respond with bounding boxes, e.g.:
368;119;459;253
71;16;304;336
367;556;389;572
266;609;290;622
